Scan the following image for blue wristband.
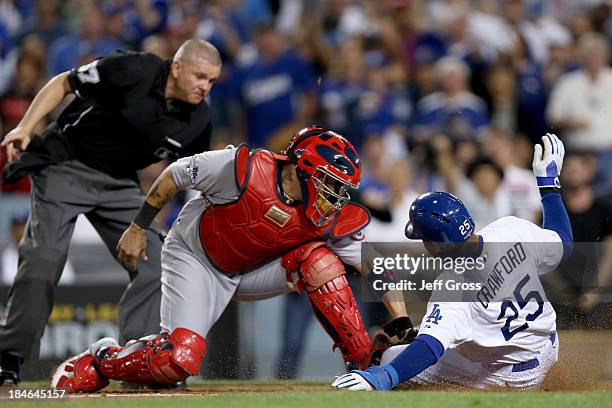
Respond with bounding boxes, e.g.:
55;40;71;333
536;176;561;189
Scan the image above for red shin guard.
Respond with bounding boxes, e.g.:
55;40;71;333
307;275;371;369
283;242;371;369
95;328;207;384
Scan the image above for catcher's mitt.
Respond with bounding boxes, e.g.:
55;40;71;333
367;316;419;366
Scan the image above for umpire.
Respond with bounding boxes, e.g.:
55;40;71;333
0;39;221;384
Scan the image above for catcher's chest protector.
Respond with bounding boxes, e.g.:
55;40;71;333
199;149;331;274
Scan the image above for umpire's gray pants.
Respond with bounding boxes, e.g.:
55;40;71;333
0;160;163;360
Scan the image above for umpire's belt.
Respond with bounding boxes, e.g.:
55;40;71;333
512;331;556;373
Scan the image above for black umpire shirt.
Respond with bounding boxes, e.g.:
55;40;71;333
53;50;211;180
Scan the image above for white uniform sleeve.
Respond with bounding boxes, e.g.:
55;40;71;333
168;147;240;201
524;221;564;275
327;232;365;267
418;301;473;350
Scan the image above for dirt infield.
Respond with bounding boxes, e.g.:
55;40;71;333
0;330;609;399
542;330;611;391
85;330;612;394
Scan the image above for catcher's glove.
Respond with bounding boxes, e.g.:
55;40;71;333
367;316;418;367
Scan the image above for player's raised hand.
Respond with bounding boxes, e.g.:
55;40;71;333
532;133;565;189
1;127;32;162
116;223;149;272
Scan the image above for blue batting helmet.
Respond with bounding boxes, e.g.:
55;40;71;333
405;192;475;243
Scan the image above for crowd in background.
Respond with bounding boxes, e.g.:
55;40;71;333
0;0;610;376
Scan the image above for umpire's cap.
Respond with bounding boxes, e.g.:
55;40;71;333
405;192;475;243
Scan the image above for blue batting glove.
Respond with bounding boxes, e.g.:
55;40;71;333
331;364;399;391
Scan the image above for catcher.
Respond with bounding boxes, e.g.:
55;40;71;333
51;126;412;393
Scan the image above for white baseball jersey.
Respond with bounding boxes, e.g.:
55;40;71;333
418;216;563;364
167;147;363;268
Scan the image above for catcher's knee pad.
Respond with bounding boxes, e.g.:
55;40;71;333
95;328;207;385
283;242;371;369
282;241;345;291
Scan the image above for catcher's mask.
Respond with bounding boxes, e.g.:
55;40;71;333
285;126;361;227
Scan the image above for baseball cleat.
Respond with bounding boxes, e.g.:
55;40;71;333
51;337;119;393
0;351;23;386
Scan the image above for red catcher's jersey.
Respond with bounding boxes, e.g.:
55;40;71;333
198;146;369;274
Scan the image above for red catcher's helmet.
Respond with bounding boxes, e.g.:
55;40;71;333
285;126;362;227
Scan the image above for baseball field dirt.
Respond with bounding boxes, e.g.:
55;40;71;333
1;330;610;407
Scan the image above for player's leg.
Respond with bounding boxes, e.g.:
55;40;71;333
158;235;241;338
281;242;371;370
381;339;560;390
0;162;87;383
87;174;166;345
233;259;291;301
529;331;560;388
52;236;240;393
494;332;560;390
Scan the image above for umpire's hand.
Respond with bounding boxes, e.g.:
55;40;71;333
116;223;149;272
1;127;32;162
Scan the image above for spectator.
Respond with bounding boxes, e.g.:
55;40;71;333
232;23;317;149
46;6;125;75
316;38;367;144
562;153;612;313
123;0;169;47
547;33;612;184
140;34;171;59
440;2;514;62
549;151;612;328
410;56;489;142
0;0;21;35
0;55;46;135
316;0;372;48
355;54;411;150
232;0;274;34
195;1;245;62
101;2;129;47
485;63;517;133
14;0;66;47
166;1;201;52
503;0;571;65
358;131;392;213
0;14;16;96
410;42;445;103
542;36;578;87
485;129;541;222
0;47;48;193
366;160;418;242
434;135;510;228
18;33;47;71
509;34;551;144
